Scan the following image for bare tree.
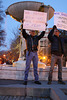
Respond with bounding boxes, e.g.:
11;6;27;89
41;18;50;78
0;0;6;47
10;28;20;61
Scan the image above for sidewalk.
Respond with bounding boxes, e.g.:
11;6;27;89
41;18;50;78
0;79;67;100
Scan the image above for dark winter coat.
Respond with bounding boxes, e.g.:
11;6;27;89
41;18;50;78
22;29;45;51
48;29;65;55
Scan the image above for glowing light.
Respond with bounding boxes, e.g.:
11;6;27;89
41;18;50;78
3;55;6;57
43;56;46;60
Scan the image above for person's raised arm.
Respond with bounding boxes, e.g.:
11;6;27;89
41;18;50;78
21;19;29;39
48;25;57;42
38;23;47;40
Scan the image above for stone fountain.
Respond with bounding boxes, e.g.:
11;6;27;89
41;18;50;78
0;1;66;81
5;1;54;69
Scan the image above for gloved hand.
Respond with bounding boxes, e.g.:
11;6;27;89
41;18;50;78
21;24;23;29
21;19;25;29
53;25;57;30
45;23;48;26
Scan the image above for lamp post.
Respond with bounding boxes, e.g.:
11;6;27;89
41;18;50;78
18;26;23;60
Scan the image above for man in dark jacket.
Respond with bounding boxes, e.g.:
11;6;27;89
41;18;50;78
22;23;46;85
47;25;66;85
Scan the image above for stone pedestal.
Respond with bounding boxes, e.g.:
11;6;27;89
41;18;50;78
13;58;26;70
13;59;46;69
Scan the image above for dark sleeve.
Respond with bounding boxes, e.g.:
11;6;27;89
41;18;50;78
48;25;57;42
38;31;45;40
22;29;29;39
48;29;54;42
64;38;67;43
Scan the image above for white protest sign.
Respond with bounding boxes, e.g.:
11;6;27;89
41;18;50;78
66;62;67;67
54;12;67;31
23;10;47;31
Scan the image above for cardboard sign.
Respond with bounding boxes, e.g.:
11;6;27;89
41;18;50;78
54;12;67;31
23;10;47;31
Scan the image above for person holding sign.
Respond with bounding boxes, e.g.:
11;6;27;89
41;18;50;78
47;25;66;85
22;20;47;85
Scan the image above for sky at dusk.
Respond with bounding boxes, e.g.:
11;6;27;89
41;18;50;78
1;0;67;50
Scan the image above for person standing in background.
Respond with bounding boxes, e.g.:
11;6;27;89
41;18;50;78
47;25;66;85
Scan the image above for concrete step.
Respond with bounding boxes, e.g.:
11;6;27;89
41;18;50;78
0;79;67;100
0;79;50;97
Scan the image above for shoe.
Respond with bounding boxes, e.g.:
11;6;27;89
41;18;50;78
34;81;41;85
58;80;66;85
47;81;52;85
23;81;27;85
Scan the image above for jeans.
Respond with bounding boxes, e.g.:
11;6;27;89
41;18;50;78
48;54;63;81
24;51;39;81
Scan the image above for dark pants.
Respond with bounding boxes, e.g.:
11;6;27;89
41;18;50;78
48;54;62;82
24;51;39;81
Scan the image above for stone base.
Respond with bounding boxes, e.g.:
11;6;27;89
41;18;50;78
13;60;46;69
0;65;67;81
13;59;26;70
